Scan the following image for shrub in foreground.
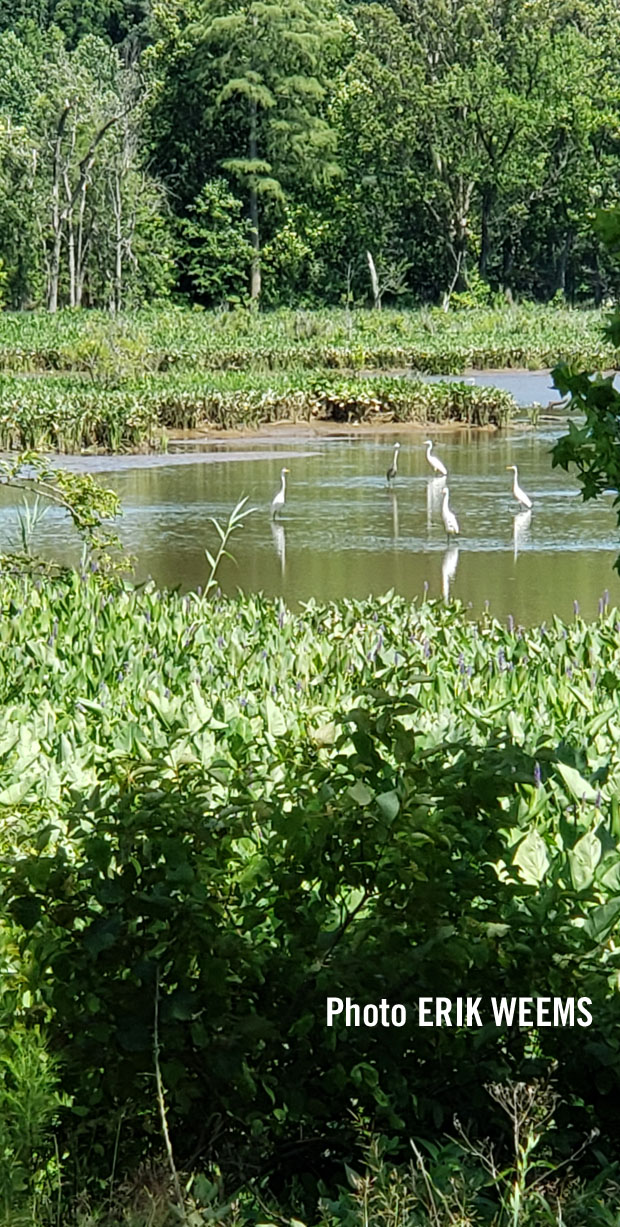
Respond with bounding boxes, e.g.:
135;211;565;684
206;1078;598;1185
0;585;620;1213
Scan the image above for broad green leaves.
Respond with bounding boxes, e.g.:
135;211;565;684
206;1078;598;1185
2;577;620;1196
513;830;549;885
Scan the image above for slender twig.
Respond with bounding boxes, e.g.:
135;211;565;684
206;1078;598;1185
108;1108;125;1215
53;1133;62;1227
154;966;186;1219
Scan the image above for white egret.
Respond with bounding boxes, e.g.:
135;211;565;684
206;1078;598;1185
386;442;401;483
441;486;459;539
506;465;532;510
424;439;448;477
271;467;289;519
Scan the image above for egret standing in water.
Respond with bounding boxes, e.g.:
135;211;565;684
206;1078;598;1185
271;467;289;519
441;486;459;539
386;442;401;483
506;465;532;510
424;439;448;477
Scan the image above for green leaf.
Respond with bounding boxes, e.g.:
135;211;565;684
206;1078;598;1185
584;900;620;942
348;780;373;806
569;830;602;892
513;830;549;885
557;763;600;804
265;695;287;737
377;790;400;820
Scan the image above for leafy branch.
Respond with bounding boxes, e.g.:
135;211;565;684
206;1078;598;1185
0;452;127;578
204;496;255;595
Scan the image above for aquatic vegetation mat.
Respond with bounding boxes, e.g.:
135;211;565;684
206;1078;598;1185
0;304;613;374
0;370;516;451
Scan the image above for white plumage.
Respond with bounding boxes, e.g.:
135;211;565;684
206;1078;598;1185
506;465;532;510
386;442;401;482
441;486;459;538
271;467;289;518
424;439;448;477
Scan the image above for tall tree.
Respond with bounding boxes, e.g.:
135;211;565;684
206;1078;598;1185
188;0;341;302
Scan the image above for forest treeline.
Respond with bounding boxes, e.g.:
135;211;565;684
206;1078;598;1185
1;0;620;312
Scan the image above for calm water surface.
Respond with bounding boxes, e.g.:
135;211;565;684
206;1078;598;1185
3;415;619;625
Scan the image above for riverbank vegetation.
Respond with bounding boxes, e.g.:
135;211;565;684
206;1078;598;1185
0;305;613;375
0;301;614;451
0;369;517;451
2;568;620;1223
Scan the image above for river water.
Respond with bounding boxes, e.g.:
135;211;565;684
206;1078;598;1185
1;381;618;624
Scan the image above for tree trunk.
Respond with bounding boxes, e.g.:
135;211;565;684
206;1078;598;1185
48;231;62;314
502;234;514;290
48;101;71;312
110;171;123;313
366;250;381;309
479;186;493;280
249;97;261;304
553;232;573;299
64;170;76;308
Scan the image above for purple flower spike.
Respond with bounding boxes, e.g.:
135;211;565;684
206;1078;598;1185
534;762;542;787
507;614;514;634
573;599;580;616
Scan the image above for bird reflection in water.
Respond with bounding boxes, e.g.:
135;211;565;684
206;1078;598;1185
426;475;446;530
441;544;459;601
271;520;286;576
389;490;399;541
513;509;531;561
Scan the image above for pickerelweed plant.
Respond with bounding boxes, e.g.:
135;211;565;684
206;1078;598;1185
0;305;613;375
0;369;515;453
2;584;620;1214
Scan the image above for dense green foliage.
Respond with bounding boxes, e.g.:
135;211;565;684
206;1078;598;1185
0;369;516;450
1;301;613;450
3;579;620;1220
0;303;611;372
549;207;620;570
1;0;620;307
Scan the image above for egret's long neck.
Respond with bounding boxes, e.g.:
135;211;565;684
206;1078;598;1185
280;474;287;495
512;469;518;493
426;442;432;457
393;447;399;470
